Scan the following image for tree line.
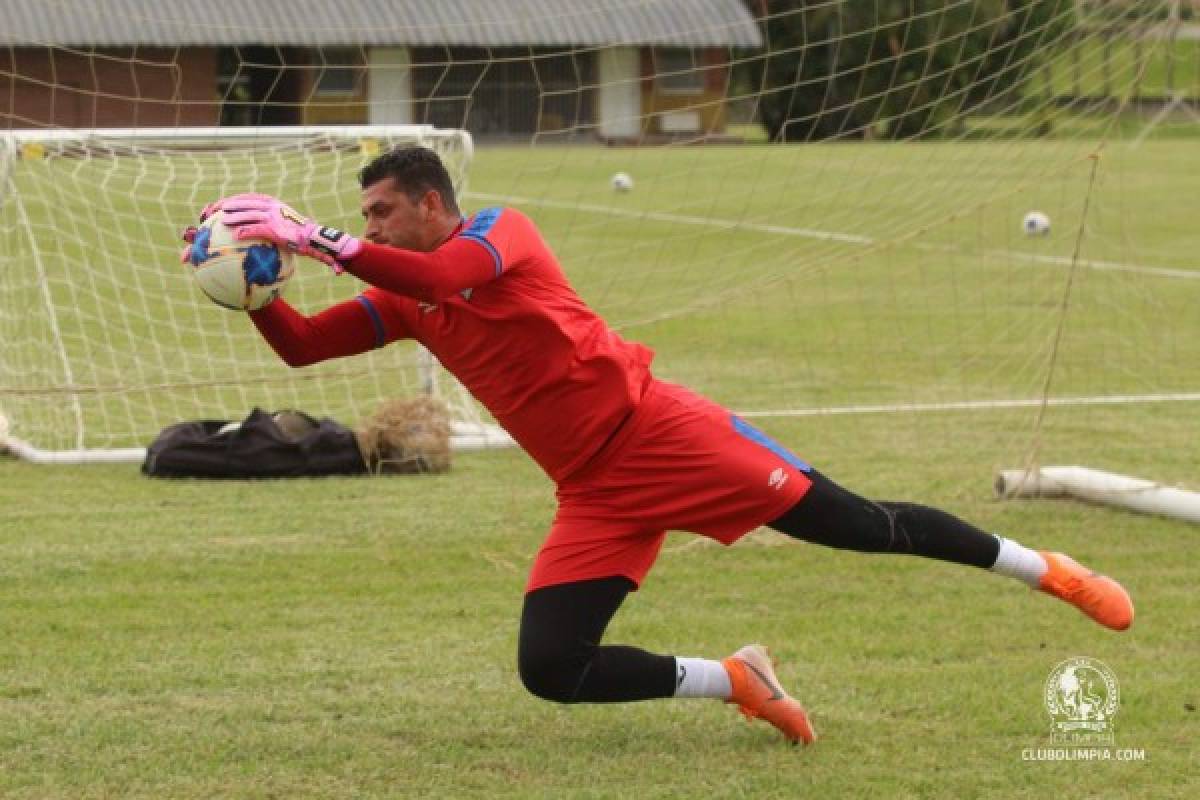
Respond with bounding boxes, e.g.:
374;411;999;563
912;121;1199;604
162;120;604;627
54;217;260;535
742;1;1073;141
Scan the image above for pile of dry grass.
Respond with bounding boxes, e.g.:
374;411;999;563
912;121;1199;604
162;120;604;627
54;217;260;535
354;395;452;474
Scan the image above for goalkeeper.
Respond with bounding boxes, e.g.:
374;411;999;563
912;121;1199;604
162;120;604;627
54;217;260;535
184;146;1133;745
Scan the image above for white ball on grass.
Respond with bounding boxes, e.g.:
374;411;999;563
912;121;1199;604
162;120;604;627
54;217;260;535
1022;210;1051;237
611;172;634;192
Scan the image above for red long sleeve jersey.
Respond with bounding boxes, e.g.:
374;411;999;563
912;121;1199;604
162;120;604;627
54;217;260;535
251;207;654;483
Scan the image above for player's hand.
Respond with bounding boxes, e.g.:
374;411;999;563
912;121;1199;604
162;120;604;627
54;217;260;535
218;194;363;271
199;193;276;223
179;193;284;264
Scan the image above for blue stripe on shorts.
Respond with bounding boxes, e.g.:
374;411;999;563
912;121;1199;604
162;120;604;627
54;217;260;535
731;415;811;472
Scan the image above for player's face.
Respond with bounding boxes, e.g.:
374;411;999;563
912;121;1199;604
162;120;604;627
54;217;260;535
360;177;444;252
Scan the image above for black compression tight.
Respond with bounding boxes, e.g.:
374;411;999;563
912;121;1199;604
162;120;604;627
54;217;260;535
516;470;1001;704
518;576;677;703
767;468;1001;568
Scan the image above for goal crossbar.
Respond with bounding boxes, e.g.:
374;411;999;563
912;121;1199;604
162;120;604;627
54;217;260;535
0;124;511;464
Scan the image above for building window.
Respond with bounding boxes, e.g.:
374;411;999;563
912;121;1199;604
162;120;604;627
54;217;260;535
655;49;705;95
315;48;364;96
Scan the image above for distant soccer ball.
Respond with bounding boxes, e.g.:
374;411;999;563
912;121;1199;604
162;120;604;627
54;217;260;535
187;210;295;310
611;172;634;192
1022;210;1051;237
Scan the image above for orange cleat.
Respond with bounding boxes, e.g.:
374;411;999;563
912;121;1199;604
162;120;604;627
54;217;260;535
1038;551;1134;631
723;644;816;745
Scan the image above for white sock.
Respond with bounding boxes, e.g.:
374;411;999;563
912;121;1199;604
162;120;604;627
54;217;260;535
990;536;1048;588
673;657;733;699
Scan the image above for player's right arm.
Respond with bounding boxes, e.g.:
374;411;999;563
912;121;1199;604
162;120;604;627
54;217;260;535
249;291;403;367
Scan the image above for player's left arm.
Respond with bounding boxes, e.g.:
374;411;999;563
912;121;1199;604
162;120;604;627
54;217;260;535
209;193;501;304
342;237;498;304
343;207;521;300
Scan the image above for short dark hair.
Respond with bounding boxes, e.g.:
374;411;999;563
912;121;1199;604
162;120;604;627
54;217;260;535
358;146;460;215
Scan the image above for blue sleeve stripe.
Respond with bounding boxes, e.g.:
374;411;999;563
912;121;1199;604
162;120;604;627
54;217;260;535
464;206;502;238
356;295;387;348
731;415;812;472
460;234;503;277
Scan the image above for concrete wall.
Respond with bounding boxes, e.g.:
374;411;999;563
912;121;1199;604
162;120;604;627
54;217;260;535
368;48;413;125
597;47;641;139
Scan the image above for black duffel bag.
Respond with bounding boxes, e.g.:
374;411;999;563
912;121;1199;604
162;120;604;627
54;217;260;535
142;408;366;478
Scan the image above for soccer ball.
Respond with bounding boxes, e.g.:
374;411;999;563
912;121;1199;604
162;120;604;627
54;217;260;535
187;210;295;310
611;172;634;192
1022;210;1051;237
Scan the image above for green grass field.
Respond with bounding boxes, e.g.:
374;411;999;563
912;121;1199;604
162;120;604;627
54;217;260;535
2;134;1199;797
1046;33;1200;100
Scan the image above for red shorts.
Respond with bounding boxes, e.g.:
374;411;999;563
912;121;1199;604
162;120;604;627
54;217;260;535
526;380;813;592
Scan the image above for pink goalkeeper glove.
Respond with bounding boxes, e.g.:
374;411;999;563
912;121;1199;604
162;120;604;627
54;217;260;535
179;193;282;263
215;193;363;271
199;193;277;223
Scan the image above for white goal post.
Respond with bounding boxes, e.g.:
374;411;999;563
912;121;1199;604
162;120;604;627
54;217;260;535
0;124;512;463
995;466;1200;525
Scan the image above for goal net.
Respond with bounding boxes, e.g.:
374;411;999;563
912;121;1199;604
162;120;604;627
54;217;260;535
0;125;511;459
2;1;1197;490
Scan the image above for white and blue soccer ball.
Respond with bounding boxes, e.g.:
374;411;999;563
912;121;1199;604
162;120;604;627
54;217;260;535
187;210;295;311
1022;210;1051;237
611;171;634;192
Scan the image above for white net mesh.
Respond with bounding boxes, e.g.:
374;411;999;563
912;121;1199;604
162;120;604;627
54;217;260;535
1;1;1197;481
0;126;492;452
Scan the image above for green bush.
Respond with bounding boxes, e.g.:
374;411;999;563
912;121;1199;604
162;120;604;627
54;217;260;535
743;0;1074;141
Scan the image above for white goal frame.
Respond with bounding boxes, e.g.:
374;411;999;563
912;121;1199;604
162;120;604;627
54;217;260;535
0;125;512;464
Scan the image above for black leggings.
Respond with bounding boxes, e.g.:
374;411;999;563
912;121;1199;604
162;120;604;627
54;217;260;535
767;468;1001;568
517;469;1001;704
518;576;677;703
